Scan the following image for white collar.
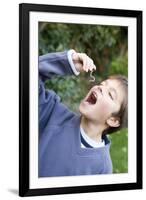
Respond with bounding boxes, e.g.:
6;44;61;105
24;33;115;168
80;126;105;148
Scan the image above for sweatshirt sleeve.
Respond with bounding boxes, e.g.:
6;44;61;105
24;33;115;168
39;50;76;133
39;50;79;104
39;50;78;81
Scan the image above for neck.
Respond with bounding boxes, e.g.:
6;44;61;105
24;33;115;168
81;116;106;143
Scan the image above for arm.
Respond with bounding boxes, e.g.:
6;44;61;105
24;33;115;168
39;49;96;101
39;50;77;81
39;50;74;104
39;49;96;80
39;49;96;105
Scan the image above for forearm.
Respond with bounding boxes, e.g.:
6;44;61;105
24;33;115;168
39;50;79;80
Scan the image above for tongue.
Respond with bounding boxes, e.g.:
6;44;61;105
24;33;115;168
87;93;97;104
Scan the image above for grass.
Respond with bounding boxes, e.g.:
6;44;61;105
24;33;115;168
109;128;128;173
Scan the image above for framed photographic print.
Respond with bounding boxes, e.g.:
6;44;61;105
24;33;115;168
19;3;143;197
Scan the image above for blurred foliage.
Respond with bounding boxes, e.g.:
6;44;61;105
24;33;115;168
39;22;128;173
39;22;128;77
45;75;88;112
109;129;128;173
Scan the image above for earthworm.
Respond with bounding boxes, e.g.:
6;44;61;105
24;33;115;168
89;70;95;82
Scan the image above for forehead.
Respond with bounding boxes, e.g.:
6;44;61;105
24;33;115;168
102;79;122;87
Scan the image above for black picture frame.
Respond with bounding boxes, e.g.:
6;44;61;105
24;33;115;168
19;3;143;197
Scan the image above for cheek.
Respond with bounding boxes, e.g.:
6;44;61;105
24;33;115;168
97;101;113;116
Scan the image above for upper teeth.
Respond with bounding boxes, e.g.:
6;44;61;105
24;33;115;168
93;92;97;98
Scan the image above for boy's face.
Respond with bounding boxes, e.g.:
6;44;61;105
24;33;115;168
79;79;125;127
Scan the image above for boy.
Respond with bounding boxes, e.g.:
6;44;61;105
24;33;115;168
39;50;128;177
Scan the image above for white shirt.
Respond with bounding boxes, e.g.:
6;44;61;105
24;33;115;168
80;126;105;148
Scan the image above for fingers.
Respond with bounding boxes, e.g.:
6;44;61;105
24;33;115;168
78;53;96;72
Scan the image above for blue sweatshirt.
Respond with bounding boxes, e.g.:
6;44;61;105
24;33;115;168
39;51;112;177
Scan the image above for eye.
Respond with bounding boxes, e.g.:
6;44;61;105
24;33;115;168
109;92;113;100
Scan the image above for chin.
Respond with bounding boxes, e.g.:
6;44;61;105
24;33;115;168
79;102;90;118
79;102;83;114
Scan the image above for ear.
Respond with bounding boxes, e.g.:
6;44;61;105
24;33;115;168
106;117;120;128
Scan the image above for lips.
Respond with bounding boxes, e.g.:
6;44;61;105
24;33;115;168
86;91;97;105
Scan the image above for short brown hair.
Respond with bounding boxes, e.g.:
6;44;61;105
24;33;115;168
103;75;128;135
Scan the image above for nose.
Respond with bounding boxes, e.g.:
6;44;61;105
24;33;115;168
93;85;103;94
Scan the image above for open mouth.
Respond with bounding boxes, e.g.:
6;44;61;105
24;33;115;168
86;92;97;105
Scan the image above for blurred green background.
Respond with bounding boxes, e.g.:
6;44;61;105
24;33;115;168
39;22;128;173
